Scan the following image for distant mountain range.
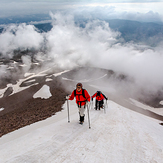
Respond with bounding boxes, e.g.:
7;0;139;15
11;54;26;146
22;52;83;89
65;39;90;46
107;19;163;46
0;19;163;46
34;19;163;46
0;14;51;25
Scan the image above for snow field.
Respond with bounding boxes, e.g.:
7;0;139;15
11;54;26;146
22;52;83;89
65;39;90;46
0;100;163;163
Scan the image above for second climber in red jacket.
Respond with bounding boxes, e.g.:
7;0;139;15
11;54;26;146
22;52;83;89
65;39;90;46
67;83;90;124
91;91;107;110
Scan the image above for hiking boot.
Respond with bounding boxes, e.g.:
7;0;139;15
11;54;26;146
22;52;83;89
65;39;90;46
81;115;84;122
79;121;83;124
79;116;82;122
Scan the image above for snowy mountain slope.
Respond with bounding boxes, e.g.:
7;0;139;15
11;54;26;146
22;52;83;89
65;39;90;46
0;66;163;162
0;99;163;163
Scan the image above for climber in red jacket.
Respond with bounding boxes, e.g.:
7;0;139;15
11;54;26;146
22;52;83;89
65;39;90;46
67;83;90;124
91;91;107;110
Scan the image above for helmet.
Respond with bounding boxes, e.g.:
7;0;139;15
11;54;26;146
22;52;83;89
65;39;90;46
76;83;83;88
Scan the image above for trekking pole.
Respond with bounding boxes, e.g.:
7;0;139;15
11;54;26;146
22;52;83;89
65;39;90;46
91;100;93;110
106;98;108;108
104;100;106;114
67;99;70;123
90;97;93;110
87;104;91;129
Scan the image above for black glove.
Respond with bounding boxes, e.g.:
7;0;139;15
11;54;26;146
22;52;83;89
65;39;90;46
106;98;108;100
91;97;93;101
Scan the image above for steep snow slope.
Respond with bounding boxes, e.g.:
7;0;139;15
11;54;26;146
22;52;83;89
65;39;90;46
0;99;163;163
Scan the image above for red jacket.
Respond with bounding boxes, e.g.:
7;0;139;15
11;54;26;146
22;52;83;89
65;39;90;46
69;89;90;106
92;93;104;101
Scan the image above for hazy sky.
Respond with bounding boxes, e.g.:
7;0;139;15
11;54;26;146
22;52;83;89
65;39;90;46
0;0;163;23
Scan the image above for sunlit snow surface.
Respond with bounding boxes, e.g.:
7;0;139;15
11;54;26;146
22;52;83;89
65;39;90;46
0;68;163;162
0;100;163;163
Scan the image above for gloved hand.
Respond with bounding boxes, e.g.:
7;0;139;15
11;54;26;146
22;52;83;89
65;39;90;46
66;95;70;100
106;98;108;100
91;97;93;101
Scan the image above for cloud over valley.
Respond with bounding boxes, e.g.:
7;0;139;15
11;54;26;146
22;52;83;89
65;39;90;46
0;12;163;102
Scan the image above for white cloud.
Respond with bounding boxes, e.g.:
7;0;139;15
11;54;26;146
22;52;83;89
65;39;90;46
0;1;163;23
44;13;163;91
70;4;163;23
1;13;163;96
0;23;44;55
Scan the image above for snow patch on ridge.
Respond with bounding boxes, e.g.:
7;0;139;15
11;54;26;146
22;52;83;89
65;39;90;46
0;69;69;98
33;85;52;99
130;98;163;116
0;108;4;111
160;101;163;105
53;70;70;77
24;72;35;77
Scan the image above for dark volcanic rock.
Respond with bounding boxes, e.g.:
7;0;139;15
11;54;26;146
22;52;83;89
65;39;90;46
0;78;69;137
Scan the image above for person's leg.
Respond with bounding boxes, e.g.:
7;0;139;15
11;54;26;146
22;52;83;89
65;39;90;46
78;112;81;121
95;100;98;110
78;105;85;122
98;101;101;110
100;100;104;108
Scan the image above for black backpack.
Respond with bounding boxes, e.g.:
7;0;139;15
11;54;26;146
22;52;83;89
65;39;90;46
74;89;86;99
96;91;101;96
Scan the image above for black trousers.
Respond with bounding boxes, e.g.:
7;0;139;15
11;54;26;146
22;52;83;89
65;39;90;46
95;100;104;110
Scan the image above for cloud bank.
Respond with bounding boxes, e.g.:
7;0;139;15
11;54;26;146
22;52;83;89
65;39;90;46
0;24;44;56
0;13;163;98
0;1;163;24
71;5;163;23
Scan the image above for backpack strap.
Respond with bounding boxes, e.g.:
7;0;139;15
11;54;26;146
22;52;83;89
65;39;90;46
74;89;76;96
82;89;86;99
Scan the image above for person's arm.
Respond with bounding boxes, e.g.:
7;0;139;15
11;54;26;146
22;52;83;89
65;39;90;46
68;90;75;100
84;90;91;102
101;94;105;100
102;93;107;100
92;93;97;98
